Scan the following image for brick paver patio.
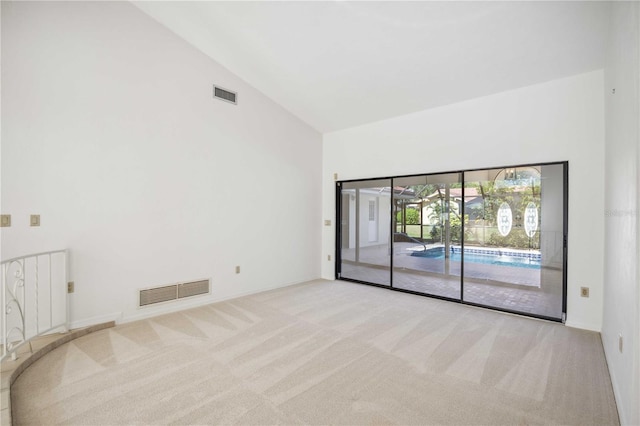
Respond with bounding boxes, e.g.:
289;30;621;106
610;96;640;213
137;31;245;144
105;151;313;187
340;243;563;319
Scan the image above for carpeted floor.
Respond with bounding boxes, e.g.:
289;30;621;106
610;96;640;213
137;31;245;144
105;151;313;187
12;279;619;425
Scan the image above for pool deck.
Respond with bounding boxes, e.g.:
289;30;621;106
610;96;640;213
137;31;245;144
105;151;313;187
340;243;563;319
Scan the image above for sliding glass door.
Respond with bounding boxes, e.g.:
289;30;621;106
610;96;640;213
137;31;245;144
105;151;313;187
338;179;392;286
392;173;462;299
336;162;567;322
462;165;565;319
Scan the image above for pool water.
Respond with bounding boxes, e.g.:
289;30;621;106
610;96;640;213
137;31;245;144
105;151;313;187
410;248;541;269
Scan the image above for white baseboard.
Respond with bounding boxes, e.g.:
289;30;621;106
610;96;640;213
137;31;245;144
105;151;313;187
564;320;601;332
120;277;325;324
608;364;628;426
601;336;629;425
69;311;122;329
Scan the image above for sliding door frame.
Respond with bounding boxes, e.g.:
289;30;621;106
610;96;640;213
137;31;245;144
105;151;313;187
335;161;568;323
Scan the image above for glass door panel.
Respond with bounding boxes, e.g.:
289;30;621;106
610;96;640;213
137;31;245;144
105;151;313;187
393;173;462;299
339;179;392;286
462;165;564;320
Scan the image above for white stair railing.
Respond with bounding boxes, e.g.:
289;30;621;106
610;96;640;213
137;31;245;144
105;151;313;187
1;250;69;362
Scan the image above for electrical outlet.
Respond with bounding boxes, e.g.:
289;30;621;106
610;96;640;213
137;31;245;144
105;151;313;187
328;254;331;261
67;281;75;293
324;219;331;226
235;266;240;274
580;287;589;298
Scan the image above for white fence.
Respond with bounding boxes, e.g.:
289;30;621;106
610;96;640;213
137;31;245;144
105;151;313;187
1;250;69;361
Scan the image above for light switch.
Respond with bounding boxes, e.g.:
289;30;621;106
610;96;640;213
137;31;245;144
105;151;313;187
1;215;11;227
324;220;331;226
30;214;40;227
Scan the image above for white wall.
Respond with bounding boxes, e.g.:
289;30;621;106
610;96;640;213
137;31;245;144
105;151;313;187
323;70;605;331
0;1;3;265
540;164;564;269
602;2;640;425
1;1;322;326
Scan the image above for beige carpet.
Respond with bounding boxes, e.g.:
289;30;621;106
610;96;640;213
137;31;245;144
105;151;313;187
12;279;619;425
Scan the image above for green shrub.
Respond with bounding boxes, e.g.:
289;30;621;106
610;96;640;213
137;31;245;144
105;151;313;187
397;208;420;225
428;214;471;243
487;228;539;249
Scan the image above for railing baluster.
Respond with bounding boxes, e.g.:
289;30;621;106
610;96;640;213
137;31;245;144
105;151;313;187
0;250;69;362
64;251;69;333
35;256;39;335
21;259;26;358
2;263;6;359
49;254;53;329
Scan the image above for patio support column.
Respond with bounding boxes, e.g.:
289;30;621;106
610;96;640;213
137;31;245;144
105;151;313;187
355;188;360;263
420;201;424;240
445;185;451;275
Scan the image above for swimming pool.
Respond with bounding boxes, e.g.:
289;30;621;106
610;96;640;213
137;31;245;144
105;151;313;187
410;247;541;269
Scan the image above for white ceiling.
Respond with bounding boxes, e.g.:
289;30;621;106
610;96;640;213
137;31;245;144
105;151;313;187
134;1;610;133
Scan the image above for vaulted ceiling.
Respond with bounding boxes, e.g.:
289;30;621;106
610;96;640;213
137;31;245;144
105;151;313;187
134;1;610;133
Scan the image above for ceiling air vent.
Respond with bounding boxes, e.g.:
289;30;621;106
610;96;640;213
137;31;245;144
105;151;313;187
139;279;210;307
213;85;237;105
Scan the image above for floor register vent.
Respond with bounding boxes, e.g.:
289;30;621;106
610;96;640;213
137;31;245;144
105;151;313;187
139;279;210;307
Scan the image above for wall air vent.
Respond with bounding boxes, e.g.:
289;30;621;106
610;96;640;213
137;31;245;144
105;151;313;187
213;85;237;105
139;279;210;307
